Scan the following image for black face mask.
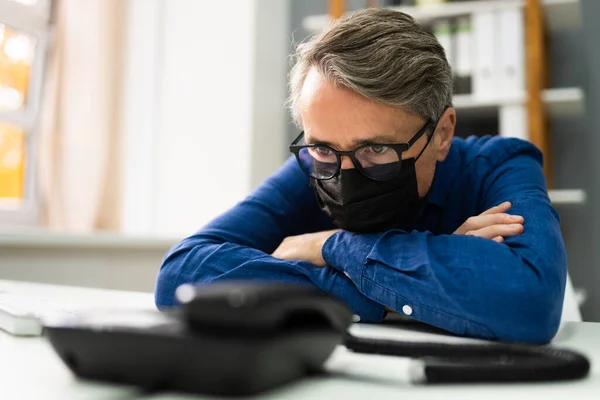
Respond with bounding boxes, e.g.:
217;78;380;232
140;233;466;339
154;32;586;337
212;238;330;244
311;157;424;233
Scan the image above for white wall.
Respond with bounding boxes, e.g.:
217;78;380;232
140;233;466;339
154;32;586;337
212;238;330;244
120;0;288;238
120;0;162;236
0;0;289;293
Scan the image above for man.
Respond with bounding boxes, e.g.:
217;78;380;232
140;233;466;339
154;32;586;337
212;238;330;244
155;9;566;343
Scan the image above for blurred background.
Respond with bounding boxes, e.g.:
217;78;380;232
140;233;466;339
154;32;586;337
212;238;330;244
0;0;599;321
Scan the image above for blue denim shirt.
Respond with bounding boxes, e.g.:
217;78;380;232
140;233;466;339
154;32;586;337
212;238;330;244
156;136;566;343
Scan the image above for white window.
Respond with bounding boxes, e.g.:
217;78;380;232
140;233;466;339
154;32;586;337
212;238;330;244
0;0;52;226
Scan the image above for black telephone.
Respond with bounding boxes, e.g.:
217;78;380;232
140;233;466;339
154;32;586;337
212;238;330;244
44;281;590;396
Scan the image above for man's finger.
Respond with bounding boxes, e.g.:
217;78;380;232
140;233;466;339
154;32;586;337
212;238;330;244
480;201;512;216
492;236;504;243
466;223;524;239
461;213;523;232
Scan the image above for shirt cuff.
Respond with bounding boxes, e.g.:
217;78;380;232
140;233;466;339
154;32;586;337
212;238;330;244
328;271;386;323
322;230;381;279
322;230;385;323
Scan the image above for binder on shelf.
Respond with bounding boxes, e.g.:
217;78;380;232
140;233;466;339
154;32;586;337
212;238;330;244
433;19;453;70
416;0;446;6
499;104;527;140
453;15;473;95
472;10;498;98
497;7;525;98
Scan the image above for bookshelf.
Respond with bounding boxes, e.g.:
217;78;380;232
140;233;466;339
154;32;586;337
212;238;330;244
452;87;584;118
542;87;585;117
548;189;586;205
303;0;580;32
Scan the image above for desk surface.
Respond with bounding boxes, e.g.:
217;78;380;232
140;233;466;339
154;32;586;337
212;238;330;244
0;280;598;400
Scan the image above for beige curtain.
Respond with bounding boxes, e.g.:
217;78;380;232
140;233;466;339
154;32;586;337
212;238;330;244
38;0;124;232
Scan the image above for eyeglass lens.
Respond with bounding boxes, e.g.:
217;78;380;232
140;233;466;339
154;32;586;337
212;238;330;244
297;144;401;180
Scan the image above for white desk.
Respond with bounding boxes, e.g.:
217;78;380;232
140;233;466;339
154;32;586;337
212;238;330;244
0;280;598;400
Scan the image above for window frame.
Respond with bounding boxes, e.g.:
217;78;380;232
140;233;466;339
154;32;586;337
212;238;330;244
0;0;52;226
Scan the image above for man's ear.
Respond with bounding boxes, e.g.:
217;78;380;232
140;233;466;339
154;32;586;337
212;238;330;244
434;108;456;162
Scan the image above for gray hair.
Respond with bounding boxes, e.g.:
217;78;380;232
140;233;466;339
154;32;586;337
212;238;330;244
288;8;453;127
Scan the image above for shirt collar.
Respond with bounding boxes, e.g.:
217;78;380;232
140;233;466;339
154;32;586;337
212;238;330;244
423;141;461;209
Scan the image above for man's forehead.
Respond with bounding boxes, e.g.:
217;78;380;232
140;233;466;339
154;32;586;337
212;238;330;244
299;68;426;147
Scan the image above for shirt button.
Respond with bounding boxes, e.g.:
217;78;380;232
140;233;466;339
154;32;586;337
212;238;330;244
402;305;413;316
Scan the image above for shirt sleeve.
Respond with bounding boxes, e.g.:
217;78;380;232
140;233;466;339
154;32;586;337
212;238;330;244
155;157;386;322
321;147;567;343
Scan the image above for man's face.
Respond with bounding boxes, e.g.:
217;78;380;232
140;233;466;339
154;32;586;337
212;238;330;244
299;68;456;197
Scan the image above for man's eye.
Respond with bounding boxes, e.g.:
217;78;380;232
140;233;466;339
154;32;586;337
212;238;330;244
316;147;332;156
369;145;388;154
307;146;335;161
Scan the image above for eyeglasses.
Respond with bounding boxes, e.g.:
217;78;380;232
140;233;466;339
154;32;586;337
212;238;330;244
289;119;435;181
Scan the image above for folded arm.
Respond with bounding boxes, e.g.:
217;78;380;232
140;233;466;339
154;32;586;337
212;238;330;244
323;152;566;343
155;158;386;321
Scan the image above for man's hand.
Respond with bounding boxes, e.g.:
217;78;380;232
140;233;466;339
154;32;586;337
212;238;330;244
454;201;524;243
272;230;340;267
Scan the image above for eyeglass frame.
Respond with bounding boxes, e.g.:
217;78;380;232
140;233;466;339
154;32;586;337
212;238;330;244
289;118;437;181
